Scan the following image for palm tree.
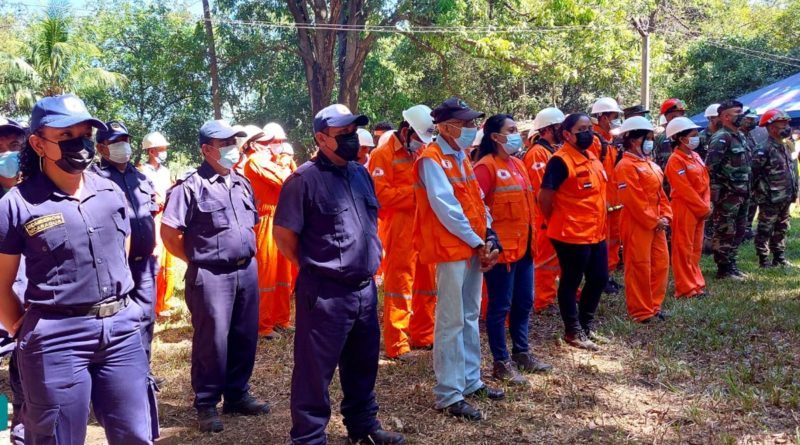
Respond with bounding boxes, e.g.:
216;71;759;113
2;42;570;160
0;2;125;113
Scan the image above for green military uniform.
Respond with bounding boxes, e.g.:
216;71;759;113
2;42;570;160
706;126;751;273
654;131;673;196
742;130;760;234
751;136;799;266
698;126;716;253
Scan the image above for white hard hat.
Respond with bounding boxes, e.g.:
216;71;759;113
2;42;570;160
357;128;375;147
612;116;654;136
377;129;395;147
591;97;623;115
236;124;266;149
263;122;287;141
658;114;667;126
142;131;170;150
402;104;435;143
704;104;720;118
281;142;294;155
666;117;701;139
533;107;566;131
472;129;484;147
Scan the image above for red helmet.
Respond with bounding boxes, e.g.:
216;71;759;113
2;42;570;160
660;98;687;115
758;109;790;127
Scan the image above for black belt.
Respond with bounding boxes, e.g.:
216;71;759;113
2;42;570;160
32;297;130;318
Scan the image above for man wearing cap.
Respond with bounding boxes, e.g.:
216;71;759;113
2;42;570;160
367;105;438;359
751;109;798;268
413;97;503;421
93;121;160;360
274;104;404;445
698;104;720;161
0;116;28;444
141;131;177;316
623;104;650;120
706;99;751;279
161;119;270;432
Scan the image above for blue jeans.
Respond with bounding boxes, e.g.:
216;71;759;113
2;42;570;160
484;250;534;362
433;256;484;409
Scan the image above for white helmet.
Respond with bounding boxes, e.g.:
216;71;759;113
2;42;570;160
612;116;653;136
236;124;265;149
263;122;287;141
142;131;170;150
666;117;701;139
533;107;566;131
357;128;375;147
402;104;435;143
281;142;294;155
591;97;623;115
704;104;720;118
377;129;395;147
472;129;484;147
658;114;667;126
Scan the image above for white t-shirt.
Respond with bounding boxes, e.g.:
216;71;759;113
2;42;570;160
141;162;172;201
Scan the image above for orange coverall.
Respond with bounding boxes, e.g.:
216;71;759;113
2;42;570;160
368;134;437;357
615;152;673;322
590;127;622;274
244;151;297;336
522;139;560;312
665;149;710;298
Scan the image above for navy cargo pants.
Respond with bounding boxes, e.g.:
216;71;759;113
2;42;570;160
185;259;259;409
129;255;158;360
16;301;158;445
290;269;381;445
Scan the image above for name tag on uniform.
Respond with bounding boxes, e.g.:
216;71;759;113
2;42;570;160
25;213;65;236
582;182;593;189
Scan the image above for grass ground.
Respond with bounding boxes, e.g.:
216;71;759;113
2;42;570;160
2;213;799;444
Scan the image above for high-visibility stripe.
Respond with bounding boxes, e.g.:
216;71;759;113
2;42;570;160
260;287;276;293
413;289;437;296
494;185;524;193
276;281;293;288
384;292;412;300
392;158;413;165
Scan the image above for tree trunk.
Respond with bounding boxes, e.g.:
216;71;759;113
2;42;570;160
202;0;222;119
336;0;374;110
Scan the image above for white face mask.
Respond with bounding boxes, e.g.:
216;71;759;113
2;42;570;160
611;119;623;129
217;144;240;170
107;141;132;163
642;140;654;154
156;151;167;164
687;136;700;150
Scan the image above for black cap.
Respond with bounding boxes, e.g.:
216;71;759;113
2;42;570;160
623;104;649;119
717;99;744;115
431;97;485;124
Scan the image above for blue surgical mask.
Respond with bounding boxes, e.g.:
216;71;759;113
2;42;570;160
642;140;654;155
687;136;700;150
0;151;20;178
502;133;523;154
455;127;478;150
217;145;240;170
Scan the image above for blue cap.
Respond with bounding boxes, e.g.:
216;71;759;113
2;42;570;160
29;94;106;133
0;117;25;135
313;104;369;133
199;120;247;145
96;120;129;143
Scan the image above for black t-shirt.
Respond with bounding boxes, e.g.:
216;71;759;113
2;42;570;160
540;157;569;190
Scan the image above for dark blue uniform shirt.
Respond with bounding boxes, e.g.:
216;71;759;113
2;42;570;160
92;160;158;261
0;172;134;306
274;152;382;285
161;161;258;266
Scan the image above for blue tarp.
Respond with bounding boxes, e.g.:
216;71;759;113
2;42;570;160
690;71;800;127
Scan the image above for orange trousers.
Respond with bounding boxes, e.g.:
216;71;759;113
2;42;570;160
256;212;295;335
533;230;559;312
154;214;177;315
381;211;437;357
621;221;669;322
607;210;622;273
671;202;706;298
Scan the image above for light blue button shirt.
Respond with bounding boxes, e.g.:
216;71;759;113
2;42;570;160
419;138;490;249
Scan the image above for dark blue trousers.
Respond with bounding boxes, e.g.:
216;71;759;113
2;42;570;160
17;302;158;445
129;255;158;360
484;250;534;362
185;260;259;409
9;349;25;444
290;270;381;445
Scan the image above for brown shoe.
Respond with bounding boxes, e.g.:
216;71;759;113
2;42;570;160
512;352;553;373
564;331;599;351
492;360;528;385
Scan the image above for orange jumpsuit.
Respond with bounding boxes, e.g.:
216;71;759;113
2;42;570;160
522;139;560;312
615;152;673;322
244;151;296;336
590;126;622;274
665;150;710;298
368;135;437;357
154;213;176;315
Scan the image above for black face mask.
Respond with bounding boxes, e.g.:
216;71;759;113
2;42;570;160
47;136;96;174
779;127;792;138
732;114;745;127
574;130;594;151
333;132;360;162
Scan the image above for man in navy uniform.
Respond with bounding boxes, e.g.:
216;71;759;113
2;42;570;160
93;121;160;360
161;119;270;433
274;104;405;445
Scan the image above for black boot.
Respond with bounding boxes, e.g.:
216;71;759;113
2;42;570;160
758;256;774;268
350;429;406;445
773;253;789;267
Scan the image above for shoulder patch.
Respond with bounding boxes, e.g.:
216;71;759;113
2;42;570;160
677;169;686;175
532;162;546;170
372;167;385;177
617;182;627;189
497;169;511;180
441;159;453;169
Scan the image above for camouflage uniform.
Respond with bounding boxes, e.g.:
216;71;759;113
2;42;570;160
706;126;751;271
751;136;799;265
698;127;716;252
654;131;673;196
742;130;760;233
697;127;715;162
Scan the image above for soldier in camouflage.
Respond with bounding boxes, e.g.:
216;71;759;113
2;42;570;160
698;103;721;254
706;100;751;280
751;109;798;268
738;108;760;240
654;98;688;197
